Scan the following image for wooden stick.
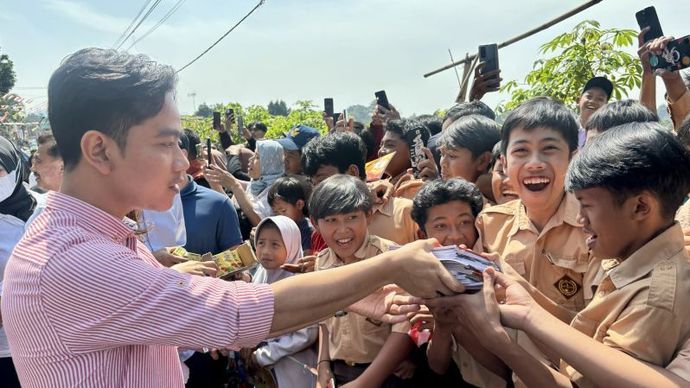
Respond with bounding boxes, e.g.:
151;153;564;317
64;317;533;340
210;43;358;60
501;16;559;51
423;0;603;78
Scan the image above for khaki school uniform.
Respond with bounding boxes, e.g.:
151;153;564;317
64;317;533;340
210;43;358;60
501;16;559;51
675;198;690;229
476;194;592;312
561;223;690;388
667;336;690;382
393;178;424;200
315;234;409;364
368;197;419;246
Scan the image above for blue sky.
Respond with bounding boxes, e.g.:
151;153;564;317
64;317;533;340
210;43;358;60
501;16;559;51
1;0;689;117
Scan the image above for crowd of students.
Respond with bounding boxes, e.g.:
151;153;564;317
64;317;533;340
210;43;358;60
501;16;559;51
1;29;690;388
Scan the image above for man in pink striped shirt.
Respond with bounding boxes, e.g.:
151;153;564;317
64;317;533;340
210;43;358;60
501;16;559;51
0;48;463;387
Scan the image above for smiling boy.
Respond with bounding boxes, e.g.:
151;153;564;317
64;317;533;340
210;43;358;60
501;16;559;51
476;97;592;312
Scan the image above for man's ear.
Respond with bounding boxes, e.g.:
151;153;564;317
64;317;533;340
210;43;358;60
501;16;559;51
80;130;117;175
417;229;427;240
476;151;492;173
347;164;360;178
630;191;656;222
295;199;305;212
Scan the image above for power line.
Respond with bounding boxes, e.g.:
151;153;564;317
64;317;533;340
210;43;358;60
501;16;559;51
126;0;187;51
113;0;153;48
176;0;265;74
116;0;164;50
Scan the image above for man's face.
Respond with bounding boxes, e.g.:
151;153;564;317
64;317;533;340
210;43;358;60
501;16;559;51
107;92;189;212
284;149;302;175
253;129;266;140
378;131;410;177
31;143;64;191
504;126;571;211
440;146;482;183
578;87;608;125
491;157;518;205
575;187;639;259
311;165;344;186
420;200;478;248
314;210;370;262
271;197;304;222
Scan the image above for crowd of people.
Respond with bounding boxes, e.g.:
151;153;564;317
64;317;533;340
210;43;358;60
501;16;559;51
1;28;690;388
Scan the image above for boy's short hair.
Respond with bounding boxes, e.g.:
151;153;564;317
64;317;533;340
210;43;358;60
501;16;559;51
48;48;177;170
308;174;373;221
567;122;690;219
444;100;496;123
441;114;501;158
411;178;484;232
386;119;431;149
416;114;443;136
267;175;313;216
301;132;367;180
37;133;61;159
352;123;375;159
584;100;658;133
500;97;579;155
488;141;502;172
676;115;690;148
249;122;268;133
182;129;200;159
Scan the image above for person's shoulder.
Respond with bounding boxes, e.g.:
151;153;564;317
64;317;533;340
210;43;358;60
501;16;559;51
315;248;337;270
368;235;397;253
391;196;413;212
195;185;233;205
479;199;522;219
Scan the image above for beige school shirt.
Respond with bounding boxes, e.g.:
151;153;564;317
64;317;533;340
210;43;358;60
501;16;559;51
675;198;690;229
562;223;690;388
368;197;419;246
315;234;409;364
476;194;592;312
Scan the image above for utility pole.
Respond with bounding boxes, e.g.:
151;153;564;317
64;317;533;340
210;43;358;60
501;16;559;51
187;92;197;114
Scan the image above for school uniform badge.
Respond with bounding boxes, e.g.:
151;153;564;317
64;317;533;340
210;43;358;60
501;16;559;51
554;274;580;299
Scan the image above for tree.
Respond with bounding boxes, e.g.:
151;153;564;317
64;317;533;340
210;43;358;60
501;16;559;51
346;104;373;125
195;103;213;117
500;21;641;112
0;50;16;95
267;100;289;116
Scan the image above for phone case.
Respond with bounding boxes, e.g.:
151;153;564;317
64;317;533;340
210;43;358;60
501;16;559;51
650;35;690;72
636;6;663;43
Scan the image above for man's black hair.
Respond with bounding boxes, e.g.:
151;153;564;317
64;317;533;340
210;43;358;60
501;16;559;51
677;115;690;148
488;141;502;172
500;97;578;155
249;122;268;133
411;178;484;232
566;122;690;219
416;114;443;136
352;123;375;160
182;128;200;160
584;100;658;133
385;119;431;150
267;175;313;216
37;133;61;159
48;48;177;170
441;114;500;158
443;100;496;123
301;132;367;180
309;174;373;221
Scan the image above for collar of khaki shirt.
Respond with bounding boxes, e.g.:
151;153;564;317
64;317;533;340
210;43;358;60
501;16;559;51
373;197;395;217
318;233;384;268
507;193;580;238
46;191;135;244
601;222;685;290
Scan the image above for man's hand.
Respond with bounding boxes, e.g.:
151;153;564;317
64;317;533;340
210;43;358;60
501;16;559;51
368;180;393;206
638;27;653;76
408;305;435;331
323;112;335;132
470;62;501;101
204;165;240;192
389;239;465;298
171;260;219;277
152;248;188;268
347;284;422;324
281;256;316;273
416;147;439;181
372;104;401;127
333;113;354;133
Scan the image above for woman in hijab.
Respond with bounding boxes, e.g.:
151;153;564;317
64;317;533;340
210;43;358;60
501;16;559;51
246;216;317;388
205;139;285;226
0;135;37;388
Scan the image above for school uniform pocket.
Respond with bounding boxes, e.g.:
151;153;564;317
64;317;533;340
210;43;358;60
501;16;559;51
544;252;589;273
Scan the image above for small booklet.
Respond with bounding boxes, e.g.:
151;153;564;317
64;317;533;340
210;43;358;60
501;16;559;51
365;151;396;182
170;242;258;279
431;246;501;291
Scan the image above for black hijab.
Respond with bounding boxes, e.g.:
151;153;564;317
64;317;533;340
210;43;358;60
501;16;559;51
0;135;36;221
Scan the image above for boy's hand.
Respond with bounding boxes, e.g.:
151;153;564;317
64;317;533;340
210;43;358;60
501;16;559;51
281;255;316;273
637;27;653;75
407;305;435;331
389;239;465;298
368;180;393;206
416;147;438;181
470;62;502;101
347;284;421;324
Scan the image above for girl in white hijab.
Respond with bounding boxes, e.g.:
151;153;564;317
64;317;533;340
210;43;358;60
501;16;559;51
250;216;317;387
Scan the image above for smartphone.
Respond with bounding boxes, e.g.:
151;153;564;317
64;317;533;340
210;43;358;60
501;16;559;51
342;110;348;123
206;138;212;165
225;108;235;123
237;115;244;138
636;6;663;43
404;126;427;178
479;44;499;74
375;90;390;110
212;112;221;131
324;98;334;117
650;35;690;72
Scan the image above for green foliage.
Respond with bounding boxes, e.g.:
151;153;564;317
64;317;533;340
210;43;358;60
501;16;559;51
267;100;290;116
0;52;16;95
181;100;328;144
500;20;641;112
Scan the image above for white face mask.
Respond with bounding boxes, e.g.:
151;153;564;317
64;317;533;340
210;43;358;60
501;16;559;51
0;169;18;203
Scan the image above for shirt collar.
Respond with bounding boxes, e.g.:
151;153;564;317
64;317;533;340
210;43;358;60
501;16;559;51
180;175;197;197
45;191;135;244
353;233;373;260
604;222;684;289
508;193;580;238
373;197;394;217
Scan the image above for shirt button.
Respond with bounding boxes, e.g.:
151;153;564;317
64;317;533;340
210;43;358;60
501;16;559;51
598;291;606;297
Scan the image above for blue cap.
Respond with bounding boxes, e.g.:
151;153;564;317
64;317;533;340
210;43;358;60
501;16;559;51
276;125;320;151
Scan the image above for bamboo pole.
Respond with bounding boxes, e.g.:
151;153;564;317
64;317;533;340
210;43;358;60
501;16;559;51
423;0;603;78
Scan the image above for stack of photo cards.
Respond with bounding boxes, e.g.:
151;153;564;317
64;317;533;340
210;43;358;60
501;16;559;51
170;242;258;279
432;246;501;291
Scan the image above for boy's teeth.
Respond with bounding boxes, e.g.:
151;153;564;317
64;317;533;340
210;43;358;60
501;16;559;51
523;177;550;185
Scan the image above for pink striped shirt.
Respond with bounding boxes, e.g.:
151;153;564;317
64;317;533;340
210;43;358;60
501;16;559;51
1;192;275;387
